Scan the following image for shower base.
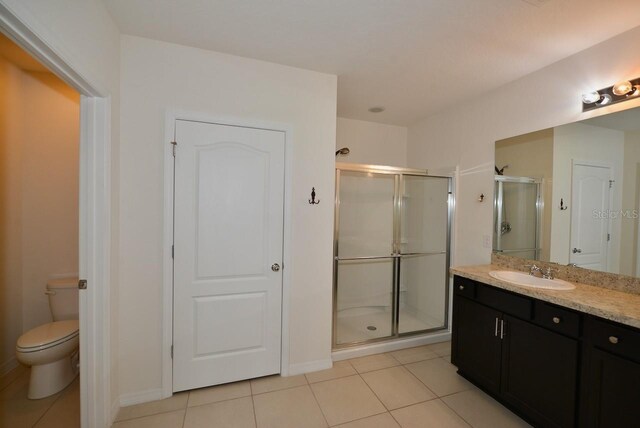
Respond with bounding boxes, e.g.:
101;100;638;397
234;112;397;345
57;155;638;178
336;306;443;345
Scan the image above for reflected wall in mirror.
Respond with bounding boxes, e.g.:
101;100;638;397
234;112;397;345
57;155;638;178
494;107;640;277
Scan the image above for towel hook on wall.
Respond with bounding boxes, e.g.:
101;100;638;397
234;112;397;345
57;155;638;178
560;198;568;210
309;187;320;205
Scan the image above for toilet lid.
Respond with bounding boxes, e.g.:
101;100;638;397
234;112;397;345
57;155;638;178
17;320;79;351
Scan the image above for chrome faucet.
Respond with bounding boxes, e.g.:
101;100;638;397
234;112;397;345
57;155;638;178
541;267;557;280
525;264;557;279
525;264;542;277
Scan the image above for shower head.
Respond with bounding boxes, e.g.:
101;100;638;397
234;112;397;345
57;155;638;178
336;147;350;156
495;164;509;175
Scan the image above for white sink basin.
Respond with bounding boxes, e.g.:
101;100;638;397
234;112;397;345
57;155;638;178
488;270;575;290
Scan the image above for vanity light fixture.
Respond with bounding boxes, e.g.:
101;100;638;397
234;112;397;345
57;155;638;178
582;77;640;112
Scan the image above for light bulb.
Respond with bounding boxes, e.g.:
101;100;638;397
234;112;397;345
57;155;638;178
597;94;612;105
612;80;633;96
582;91;601;104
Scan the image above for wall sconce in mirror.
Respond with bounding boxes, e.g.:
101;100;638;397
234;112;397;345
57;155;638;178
582;77;640;112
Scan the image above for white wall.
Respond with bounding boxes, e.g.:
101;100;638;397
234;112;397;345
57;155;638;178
336;117;407;166
550;123;624;269
0;0;122;416
118;35;337;396
407;25;640;268
20;71;80;331
0;55;23;376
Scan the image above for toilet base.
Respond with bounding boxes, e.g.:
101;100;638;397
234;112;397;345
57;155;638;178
28;355;78;399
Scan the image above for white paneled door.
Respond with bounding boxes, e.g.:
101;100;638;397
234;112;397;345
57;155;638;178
173;119;285;392
569;162;611;271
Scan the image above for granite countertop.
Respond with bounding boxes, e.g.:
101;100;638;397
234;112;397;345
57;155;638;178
451;264;640;329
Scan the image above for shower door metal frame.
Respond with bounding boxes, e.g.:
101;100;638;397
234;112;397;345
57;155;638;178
333;163;453;350
494;175;543;259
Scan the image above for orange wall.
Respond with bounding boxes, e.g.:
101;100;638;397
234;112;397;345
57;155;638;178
0;56;79;374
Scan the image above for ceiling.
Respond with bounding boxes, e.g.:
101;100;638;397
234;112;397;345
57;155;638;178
104;0;640;126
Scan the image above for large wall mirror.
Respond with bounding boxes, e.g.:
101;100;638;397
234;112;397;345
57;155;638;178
494;106;640;277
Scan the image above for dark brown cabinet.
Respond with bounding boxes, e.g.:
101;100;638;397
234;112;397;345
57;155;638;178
453;276;579;428
452;295;502;394
453;275;640;428
501;315;578;428
582;317;640;428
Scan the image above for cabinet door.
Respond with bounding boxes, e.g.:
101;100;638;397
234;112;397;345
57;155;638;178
501;315;578;428
585;348;640;428
452;295;502;394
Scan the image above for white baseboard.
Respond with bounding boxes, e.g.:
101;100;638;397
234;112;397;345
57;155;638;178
0;357;18;378
332;331;452;361
111;399;121;423
119;388;165;408
287;358;333;376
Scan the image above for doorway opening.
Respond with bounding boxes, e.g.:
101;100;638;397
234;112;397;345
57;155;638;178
0;30;81;426
0;5;113;427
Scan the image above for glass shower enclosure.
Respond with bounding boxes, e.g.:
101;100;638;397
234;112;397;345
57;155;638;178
493;176;542;260
333;163;452;349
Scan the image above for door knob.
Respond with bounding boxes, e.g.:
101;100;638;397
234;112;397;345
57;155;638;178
271;263;281;272
572;248;582;254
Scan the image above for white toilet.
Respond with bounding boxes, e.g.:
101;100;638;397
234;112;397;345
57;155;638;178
16;277;80;399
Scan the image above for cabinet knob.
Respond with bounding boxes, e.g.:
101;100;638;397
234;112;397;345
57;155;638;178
459;285;465;290
609;336;619;344
552;317;561;324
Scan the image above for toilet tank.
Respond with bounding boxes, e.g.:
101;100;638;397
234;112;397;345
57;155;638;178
46;277;79;321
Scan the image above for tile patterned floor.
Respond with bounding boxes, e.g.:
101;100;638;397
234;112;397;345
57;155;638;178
112;341;532;428
0;341;532;427
0;365;80;428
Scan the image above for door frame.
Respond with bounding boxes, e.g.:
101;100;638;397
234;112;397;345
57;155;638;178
569;159;613;270
162;111;293;398
0;4;112;427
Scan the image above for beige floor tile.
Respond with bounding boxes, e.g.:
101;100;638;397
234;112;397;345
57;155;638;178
405;358;473;397
442;389;532;428
253;385;326;428
391;400;470;428
116;392;188;421
390;345;440;364
349;353;399;373
250;374;307;395
310;375;386;426
361;366;436;410
111;409;185;428
0;369;45;401
188;380;251;407
426;341;452;357
305;360;357;384
334;412;400;428
184;396;255;428
0;365;28;392
0;394;59;428
35;378;80;428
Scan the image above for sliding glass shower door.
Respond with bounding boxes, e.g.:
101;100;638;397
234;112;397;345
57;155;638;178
334;170;396;344
333;164;451;348
398;175;450;334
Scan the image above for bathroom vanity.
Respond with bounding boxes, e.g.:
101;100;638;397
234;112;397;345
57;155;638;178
451;265;640;428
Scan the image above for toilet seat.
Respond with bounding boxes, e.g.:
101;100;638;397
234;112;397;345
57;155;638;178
17;320;79;353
